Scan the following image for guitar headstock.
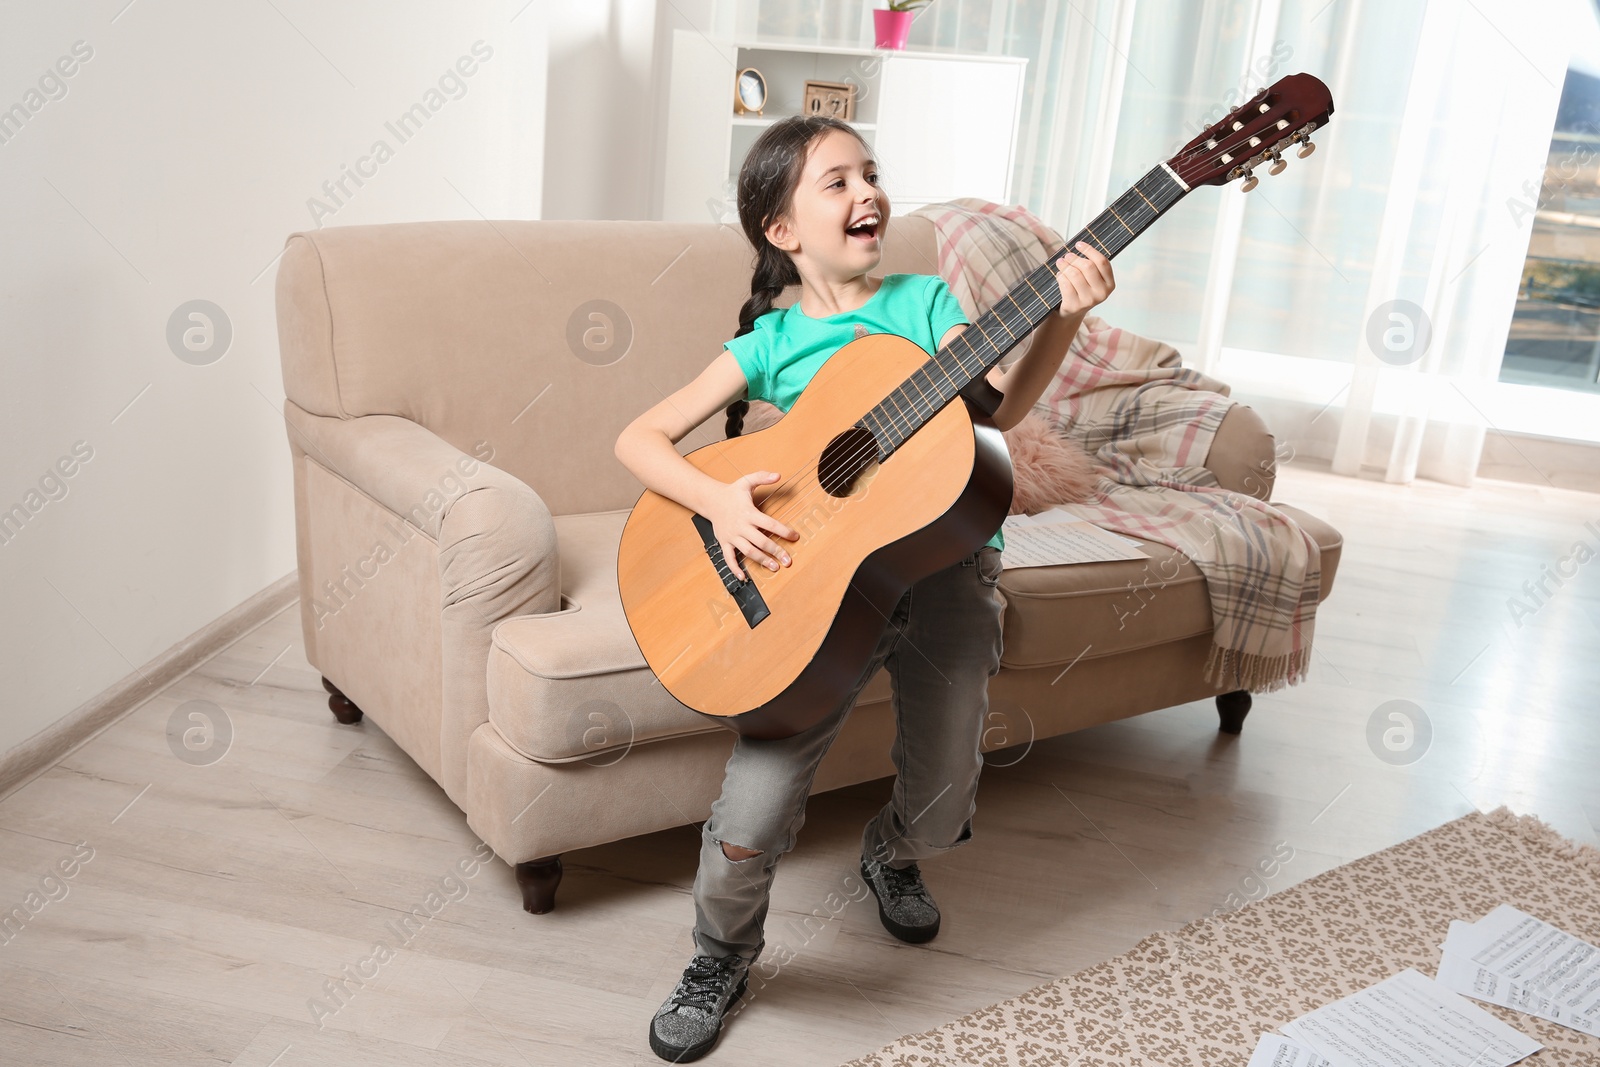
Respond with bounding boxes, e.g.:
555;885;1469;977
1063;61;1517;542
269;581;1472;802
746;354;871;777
1168;72;1334;191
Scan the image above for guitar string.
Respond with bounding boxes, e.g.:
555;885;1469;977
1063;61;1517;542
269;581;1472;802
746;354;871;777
741;189;1166;553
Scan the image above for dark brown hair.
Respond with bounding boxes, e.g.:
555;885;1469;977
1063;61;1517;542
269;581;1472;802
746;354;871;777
725;116;874;438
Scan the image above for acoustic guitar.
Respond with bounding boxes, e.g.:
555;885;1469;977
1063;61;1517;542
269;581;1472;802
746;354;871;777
618;72;1334;740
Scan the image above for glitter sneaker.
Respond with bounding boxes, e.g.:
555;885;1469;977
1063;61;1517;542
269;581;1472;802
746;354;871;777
860;855;941;943
648;951;752;1062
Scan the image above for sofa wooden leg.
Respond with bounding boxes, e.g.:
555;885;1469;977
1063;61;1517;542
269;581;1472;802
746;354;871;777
321;676;364;725
1216;690;1252;734
516;855;564;914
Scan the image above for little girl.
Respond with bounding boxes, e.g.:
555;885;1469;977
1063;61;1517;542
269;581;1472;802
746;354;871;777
614;116;1112;1062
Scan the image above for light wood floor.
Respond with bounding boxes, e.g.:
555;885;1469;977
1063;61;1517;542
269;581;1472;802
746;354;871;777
2;462;1598;1066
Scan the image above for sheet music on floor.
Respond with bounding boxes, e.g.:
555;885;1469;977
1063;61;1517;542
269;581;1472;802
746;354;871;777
999;507;1146;568
1437;904;1600;1038
1276;968;1542;1067
1246;1034;1331;1067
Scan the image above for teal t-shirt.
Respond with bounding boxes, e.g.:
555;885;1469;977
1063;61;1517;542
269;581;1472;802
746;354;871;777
723;273;1004;552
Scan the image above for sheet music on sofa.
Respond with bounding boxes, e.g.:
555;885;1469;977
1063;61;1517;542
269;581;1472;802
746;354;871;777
999;507;1146;568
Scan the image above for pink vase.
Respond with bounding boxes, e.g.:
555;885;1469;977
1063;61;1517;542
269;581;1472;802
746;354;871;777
873;9;913;50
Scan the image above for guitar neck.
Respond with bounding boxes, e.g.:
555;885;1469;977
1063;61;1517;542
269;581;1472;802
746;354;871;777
859;163;1191;456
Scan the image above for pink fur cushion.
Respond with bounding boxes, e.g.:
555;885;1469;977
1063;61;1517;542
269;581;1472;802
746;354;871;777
1002;411;1098;514
737;403;1096;515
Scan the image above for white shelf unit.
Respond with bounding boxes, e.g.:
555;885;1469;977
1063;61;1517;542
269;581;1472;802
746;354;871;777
662;34;1026;224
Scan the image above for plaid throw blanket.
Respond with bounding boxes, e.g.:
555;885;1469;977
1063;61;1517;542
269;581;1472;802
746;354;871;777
912;198;1321;693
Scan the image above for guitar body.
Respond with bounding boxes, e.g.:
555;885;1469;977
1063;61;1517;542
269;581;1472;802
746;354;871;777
617;333;1013;740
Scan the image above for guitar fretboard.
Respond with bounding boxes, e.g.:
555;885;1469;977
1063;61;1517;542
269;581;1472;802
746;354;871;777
859;164;1188;457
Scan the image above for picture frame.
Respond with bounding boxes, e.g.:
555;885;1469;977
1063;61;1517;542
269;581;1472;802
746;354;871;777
803;79;857;122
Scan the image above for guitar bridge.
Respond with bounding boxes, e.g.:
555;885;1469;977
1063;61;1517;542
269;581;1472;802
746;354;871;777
691;514;771;629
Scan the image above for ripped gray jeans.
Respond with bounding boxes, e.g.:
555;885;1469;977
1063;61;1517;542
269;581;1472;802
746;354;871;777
691;545;1004;962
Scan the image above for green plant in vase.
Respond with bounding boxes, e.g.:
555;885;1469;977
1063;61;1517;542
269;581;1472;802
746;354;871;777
874;0;928;48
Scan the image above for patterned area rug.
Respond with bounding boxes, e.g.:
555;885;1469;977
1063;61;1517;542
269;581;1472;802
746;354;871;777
840;808;1600;1066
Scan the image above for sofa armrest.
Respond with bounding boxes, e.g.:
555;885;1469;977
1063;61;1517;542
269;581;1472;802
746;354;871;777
1202;405;1342;602
1204;404;1277;502
284;402;560;804
283;406;547;542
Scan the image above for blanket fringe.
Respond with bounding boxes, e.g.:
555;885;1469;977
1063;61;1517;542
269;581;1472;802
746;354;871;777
1204;641;1313;694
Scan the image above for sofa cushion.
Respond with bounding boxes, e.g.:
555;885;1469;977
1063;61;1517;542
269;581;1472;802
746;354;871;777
995;503;1341;670
489;510;699;764
486;504;1341;763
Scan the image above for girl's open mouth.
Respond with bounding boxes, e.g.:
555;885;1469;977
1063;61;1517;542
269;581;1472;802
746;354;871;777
846;214;881;242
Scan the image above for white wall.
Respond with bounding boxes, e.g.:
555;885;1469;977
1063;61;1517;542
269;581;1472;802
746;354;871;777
0;2;547;757
542;0;661;220
540;0;732;221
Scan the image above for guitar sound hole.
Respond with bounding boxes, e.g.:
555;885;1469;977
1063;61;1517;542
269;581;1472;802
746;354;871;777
818;426;880;497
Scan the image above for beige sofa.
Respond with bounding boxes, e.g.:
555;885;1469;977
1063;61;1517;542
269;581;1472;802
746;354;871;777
273;211;1342;914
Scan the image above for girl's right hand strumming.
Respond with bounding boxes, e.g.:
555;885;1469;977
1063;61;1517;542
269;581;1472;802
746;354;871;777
706;471;797;581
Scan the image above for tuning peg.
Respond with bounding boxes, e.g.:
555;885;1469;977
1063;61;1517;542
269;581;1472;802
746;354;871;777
1297;140;1316;158
1241;170;1259;192
1268;151;1287;175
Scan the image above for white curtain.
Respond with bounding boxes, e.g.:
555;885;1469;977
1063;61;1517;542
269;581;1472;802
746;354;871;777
1028;0;1568;485
1329;0;1569;483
